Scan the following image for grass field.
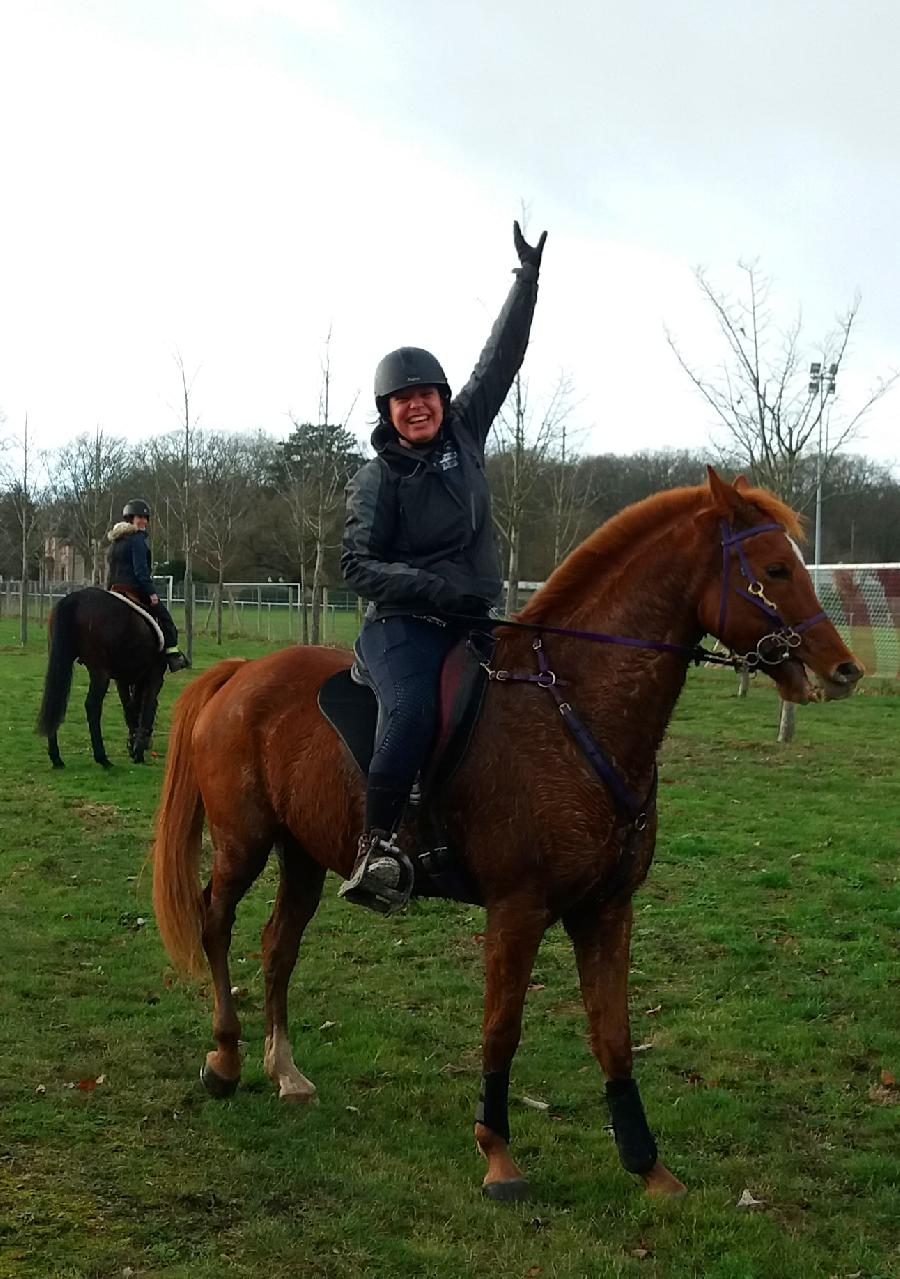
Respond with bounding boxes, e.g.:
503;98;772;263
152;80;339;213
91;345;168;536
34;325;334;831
1;618;898;1278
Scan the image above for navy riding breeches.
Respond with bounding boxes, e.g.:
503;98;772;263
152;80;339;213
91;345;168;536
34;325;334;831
356;614;465;832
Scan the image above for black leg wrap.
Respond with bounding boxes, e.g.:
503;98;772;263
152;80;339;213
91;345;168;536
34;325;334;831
605;1078;658;1175
475;1070;510;1143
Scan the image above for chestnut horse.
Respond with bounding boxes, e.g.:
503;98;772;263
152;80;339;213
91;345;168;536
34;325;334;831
152;470;861;1201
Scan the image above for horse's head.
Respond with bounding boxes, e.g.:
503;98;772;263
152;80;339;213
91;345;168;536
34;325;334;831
697;468;863;703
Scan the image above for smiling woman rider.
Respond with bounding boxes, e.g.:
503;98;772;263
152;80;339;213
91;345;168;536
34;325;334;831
339;220;548;913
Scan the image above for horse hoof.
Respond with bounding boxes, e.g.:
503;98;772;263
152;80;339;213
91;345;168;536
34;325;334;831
482;1178;531;1203
51;760;65;770
643;1161;687;1197
200;1063;239;1099
96;758;113;769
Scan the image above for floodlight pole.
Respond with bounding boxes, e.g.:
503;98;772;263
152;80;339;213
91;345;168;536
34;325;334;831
808;361;837;590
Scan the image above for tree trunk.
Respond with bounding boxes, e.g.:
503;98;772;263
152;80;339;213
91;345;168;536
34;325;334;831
216;568;224;645
504;523;520;615
20;529;28;647
183;554;194;662
310;538;325;645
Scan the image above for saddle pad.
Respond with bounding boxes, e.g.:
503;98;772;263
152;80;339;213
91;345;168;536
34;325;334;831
108;589;165;651
317;670;379;775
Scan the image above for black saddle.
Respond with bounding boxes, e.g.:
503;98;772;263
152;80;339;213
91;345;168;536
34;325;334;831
317;628;496;904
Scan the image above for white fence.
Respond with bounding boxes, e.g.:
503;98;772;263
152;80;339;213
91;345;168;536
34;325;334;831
3;566;899;677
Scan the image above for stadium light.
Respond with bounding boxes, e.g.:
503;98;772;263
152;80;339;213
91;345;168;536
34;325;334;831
808;361;838;588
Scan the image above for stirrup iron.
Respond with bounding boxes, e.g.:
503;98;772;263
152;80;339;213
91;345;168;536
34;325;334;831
339;831;414;916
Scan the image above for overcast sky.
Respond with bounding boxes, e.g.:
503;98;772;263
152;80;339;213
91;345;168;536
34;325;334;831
1;0;898;474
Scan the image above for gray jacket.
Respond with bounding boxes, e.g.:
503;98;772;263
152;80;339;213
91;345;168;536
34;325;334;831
341;261;540;619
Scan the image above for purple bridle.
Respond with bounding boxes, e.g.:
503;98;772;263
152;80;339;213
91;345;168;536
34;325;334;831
716;519;827;669
478;516;830;833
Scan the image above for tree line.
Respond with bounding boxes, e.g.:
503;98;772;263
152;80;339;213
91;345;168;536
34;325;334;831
2;259;897;649
2;423;898;597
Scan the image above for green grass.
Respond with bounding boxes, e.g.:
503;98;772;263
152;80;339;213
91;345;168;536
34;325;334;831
1;618;898;1278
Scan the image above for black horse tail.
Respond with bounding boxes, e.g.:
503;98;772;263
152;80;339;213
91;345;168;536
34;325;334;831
36;593;79;738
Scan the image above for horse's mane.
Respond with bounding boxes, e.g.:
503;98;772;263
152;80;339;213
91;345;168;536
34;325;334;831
519;481;804;623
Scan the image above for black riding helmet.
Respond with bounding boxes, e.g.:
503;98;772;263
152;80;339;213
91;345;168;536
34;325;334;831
123;499;152;520
374;347;451;421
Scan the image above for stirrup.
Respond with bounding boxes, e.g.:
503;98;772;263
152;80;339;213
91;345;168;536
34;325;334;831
339;831;414;916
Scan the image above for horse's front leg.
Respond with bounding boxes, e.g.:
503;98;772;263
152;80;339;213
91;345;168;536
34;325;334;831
262;836;325;1102
564;897;686;1197
475;893;551;1201
85;671;111;767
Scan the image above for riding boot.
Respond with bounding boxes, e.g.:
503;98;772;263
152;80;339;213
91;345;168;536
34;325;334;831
165;650;191;672
338;829;414;916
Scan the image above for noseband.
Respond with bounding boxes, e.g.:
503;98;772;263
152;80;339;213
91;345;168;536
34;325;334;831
717;520;827;669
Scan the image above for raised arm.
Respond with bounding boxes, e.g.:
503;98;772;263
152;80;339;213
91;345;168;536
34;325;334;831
452;221;548;450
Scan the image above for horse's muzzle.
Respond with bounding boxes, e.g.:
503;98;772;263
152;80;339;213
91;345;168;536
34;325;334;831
816;659;864;700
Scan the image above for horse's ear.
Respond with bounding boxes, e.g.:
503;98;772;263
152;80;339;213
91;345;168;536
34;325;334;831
733;474;751;493
706;465;741;515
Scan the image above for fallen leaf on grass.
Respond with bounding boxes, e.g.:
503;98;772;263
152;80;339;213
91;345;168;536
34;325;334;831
880;1068;896;1086
526;1267;542;1276
74;1075;106;1092
736;1188;765;1210
644;1004;662;1016
632;1042;654;1054
521;1096;550;1112
630;1247;651;1259
319;1020;337;1031
527;983;546;993
345;1105;359;1114
34;1084;46;1095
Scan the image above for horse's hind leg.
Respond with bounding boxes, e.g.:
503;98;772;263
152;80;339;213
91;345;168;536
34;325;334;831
262;831;326;1102
47;732;64;769
563;898;686;1197
85;671;111;767
115;680;138;758
200;828;273;1098
475;893;551;1202
131;672;163;764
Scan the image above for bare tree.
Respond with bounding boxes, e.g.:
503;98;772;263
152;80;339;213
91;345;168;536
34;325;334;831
0;416;45;644
667;261;898;739
47;428;129;583
278;334;361;644
489;372;577;612
144;352;202;660
666;261;898;511
195;432;268;644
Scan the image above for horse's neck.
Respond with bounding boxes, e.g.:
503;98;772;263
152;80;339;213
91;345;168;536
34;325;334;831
521;531;708;778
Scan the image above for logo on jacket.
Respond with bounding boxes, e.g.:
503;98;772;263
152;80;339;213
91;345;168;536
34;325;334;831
437;442;459;472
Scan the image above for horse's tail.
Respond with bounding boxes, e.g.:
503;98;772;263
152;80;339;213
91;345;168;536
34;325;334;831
36;593;79;738
152;659;245;978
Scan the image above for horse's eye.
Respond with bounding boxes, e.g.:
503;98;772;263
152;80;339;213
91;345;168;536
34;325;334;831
766;563;789;580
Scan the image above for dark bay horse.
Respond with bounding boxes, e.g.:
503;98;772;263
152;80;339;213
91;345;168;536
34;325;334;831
37;587;166;767
152;470;862;1201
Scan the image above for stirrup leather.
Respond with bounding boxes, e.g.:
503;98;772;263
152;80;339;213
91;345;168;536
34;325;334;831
339;830;414;916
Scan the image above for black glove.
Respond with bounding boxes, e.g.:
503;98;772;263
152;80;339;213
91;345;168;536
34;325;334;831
513;219;548;269
456;595;489;616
